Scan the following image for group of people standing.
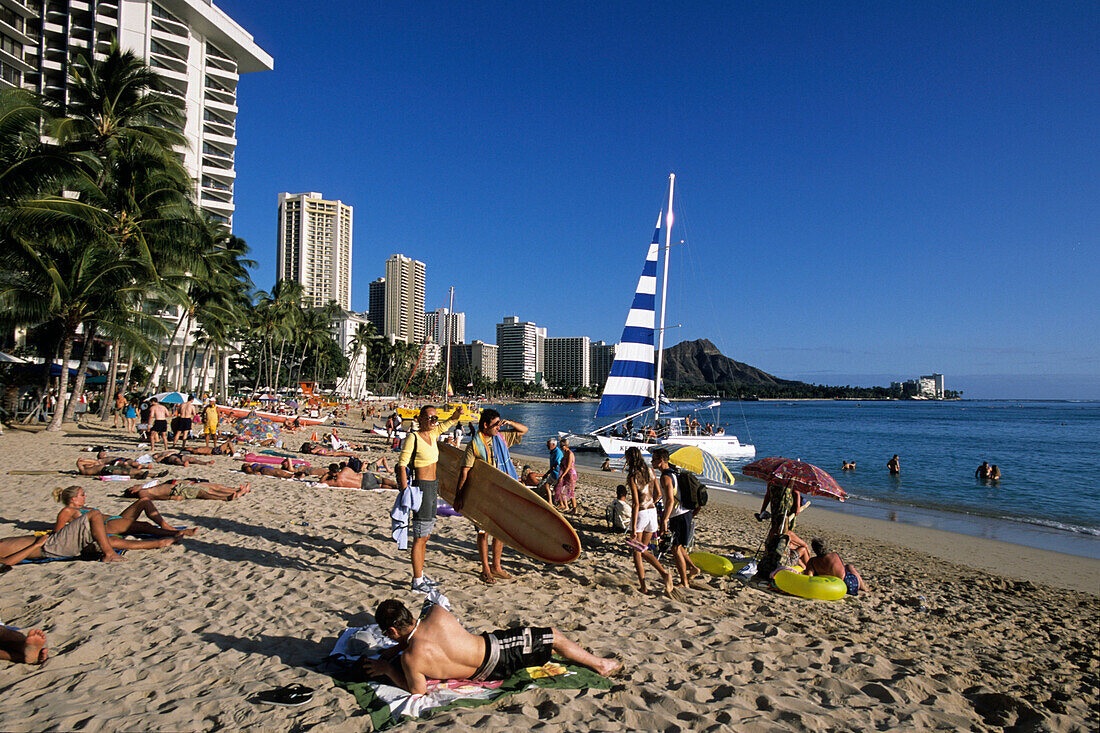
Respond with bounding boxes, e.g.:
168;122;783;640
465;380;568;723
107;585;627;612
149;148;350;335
110;393;220;449
542;438;578;513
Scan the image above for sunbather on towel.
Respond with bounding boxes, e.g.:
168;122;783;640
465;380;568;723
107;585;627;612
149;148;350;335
363;599;621;694
0;510;177;567
183;438;237;456
152;451;214;467
317;463;397;490
241;462;295;479
0;626;48;664
53;486;196;538
76;454;164;479
299;442;357;457
124;479;250;502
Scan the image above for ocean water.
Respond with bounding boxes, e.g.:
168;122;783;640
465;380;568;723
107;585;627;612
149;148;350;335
486;400;1100;558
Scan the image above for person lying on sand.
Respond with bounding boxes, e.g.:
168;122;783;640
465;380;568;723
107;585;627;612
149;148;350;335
805;537;868;594
299;442;357;457
317;463;397;490
240;461;305;479
182;438;237;456
0;510;177;567
124;479;250;502
151;451;214;468
0;626;48;664
53;486;195;538
362;599;622;694
76;454;165;479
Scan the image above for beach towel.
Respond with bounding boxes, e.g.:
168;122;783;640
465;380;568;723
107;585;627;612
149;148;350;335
324;623;611;730
389;484;422;551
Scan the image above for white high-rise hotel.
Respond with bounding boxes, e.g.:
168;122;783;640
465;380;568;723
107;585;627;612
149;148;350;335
384;254;426;344
276;192;354;309
1;0;273;227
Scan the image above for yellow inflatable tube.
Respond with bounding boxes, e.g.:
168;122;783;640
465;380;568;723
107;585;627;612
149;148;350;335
689;552;751;577
773;569;847;600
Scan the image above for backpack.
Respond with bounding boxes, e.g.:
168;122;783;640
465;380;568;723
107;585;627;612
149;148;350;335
674;467;708;511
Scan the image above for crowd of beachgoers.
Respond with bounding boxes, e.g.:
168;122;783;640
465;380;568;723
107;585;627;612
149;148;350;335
0;398;1096;731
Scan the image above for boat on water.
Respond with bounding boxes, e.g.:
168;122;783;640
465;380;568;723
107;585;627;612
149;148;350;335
567;174;755;460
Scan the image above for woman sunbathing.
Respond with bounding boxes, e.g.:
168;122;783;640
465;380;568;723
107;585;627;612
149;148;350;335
241;462;295;479
124;479;250;501
151;451;214;468
183;438;238;456
298;442;357;457
53;486;195;538
0;510;176;568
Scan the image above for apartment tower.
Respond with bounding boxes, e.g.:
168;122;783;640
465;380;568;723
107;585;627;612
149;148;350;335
5;0;273;228
384;254;425;344
496;316;545;384
277;192;354;309
545;336;591;388
425;307;465;345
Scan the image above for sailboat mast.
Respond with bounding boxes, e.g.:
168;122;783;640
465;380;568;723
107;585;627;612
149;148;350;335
653;173;675;422
443;286;454;398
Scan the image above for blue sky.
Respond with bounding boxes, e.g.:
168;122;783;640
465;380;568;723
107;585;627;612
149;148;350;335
219;1;1098;399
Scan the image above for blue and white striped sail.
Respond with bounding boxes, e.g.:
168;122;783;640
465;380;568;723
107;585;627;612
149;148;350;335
595;215;661;418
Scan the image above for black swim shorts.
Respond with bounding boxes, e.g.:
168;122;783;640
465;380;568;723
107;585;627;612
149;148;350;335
471;626;554;681
152;419;168;433
171;417;190;433
669;512;694;548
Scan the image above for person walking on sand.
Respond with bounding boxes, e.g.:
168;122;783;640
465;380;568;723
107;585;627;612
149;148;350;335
396;405;465;592
553;437;578;514
362;599;621;694
540;438;563;505
887;454;900;475
454;409;527;585
112;392;127;428
201;398;220;447
172;396;197;448
623;446;677;599
123;397;138;433
651;448;702;589
148;398;170;451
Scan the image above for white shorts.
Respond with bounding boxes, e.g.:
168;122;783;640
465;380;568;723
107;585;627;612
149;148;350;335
635;507;658;534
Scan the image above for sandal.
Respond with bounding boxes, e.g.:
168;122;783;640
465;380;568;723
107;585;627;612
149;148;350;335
624;538;647;552
479;571;495;584
254;683;314;706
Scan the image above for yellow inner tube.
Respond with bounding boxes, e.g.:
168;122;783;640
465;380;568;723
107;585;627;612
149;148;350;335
773;569;847;600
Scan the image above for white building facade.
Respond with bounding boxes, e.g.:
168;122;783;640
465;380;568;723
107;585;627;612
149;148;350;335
424;308;465;345
9;0;272;227
496;316;545;384
277;192;354;309
384;254;425;344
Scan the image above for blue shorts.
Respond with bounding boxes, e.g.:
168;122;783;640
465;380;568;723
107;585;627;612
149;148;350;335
669;512;694;548
844;570;860;595
411;479;438;538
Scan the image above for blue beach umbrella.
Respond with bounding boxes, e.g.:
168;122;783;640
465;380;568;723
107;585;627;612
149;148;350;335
151;391;188;404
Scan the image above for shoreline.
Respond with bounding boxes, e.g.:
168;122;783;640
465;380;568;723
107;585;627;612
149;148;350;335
515;449;1100;593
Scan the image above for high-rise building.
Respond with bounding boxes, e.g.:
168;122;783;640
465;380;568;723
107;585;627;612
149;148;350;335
276;192;353;309
424;308;465;345
453;340;498;382
496;316;544;384
590;340;615;389
384;254;425;344
367;278;385;334
544;336;590;388
9;0;273;227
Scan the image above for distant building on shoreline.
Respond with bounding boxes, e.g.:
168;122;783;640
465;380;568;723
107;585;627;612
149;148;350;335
891;373;945;399
590;340;615;389
425;308;465;345
452;340;498;382
276;192;354;309
367;278;386;334
497;316;545;384
4;0;273;228
545;336;590;389
384;254;426;344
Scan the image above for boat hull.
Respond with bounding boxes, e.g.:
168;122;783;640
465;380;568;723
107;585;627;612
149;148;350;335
216;406;329;426
556;431;602;451
596;434;756;460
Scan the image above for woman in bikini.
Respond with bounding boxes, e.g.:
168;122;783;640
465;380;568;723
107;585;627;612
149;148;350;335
624;447;675;598
53;486;195;538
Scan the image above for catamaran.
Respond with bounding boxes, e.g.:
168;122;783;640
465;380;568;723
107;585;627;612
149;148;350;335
563;174;755;460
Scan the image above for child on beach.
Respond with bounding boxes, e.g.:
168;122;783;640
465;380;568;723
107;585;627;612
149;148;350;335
607;485;630;533
624;447;677;598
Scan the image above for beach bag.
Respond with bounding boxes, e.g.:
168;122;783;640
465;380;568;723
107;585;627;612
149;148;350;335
675;468;708;511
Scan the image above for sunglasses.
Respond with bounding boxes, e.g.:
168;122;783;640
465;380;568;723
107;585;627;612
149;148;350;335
427;415;439;423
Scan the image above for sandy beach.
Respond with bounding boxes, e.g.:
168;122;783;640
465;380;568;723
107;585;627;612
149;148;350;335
1;415;1097;731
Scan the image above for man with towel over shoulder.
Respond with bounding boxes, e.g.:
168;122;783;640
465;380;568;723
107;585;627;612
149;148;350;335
454;409;527;584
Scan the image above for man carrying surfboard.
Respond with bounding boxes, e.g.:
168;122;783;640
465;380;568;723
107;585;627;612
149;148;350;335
453;409;528;584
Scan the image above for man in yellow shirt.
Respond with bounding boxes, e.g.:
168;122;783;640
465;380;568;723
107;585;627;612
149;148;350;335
396;404;464;591
454;408;527;584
